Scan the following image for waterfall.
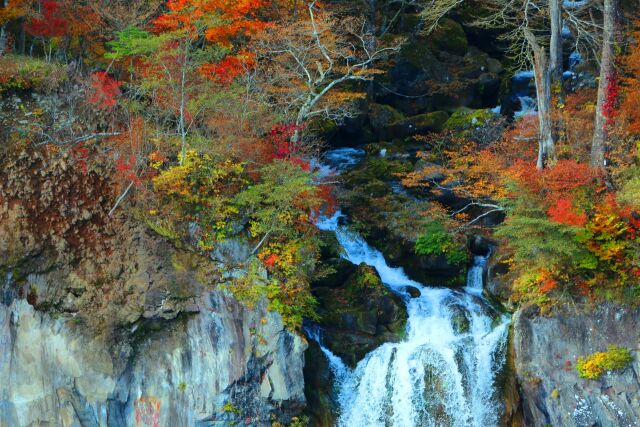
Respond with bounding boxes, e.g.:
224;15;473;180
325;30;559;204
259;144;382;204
312;212;510;427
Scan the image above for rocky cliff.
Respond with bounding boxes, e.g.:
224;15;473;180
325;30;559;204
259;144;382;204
508;304;640;427
0;149;307;427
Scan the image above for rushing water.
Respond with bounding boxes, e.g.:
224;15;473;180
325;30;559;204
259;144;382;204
315;213;510;427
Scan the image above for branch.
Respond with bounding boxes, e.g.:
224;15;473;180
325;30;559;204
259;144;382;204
108;181;134;217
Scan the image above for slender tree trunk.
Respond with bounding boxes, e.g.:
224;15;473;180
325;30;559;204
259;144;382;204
0;0;8;56
178;43;189;165
549;0;564;102
591;0;617;168
525;30;555;170
0;25;6;56
365;0;378;99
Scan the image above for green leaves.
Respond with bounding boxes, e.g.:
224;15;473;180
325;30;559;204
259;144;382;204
415;220;468;266
105;26;158;60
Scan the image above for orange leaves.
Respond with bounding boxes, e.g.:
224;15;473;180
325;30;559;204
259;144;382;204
0;0;29;25
536;270;559;294
153;0;268;46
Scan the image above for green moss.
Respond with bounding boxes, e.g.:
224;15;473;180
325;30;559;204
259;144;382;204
400;41;440;73
428;18;469;56
576;345;633;380
392;111;450;134
415;221;469;266
444;108;495;135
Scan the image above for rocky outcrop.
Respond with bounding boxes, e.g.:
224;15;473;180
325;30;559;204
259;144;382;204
509;304;640;427
0;292;306;427
312;264;407;367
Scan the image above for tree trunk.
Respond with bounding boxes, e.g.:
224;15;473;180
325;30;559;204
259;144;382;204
549;0;564;102
525;30;555;170
364;0;378;99
591;0;617;168
0;0;8;56
0;25;6;56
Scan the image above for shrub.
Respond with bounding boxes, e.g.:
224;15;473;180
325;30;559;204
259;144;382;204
576;345;633;380
415;220;468;266
0;55;67;92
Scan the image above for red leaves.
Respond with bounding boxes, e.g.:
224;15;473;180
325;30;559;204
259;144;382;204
115;154;141;186
87;72;121;110
199;53;254;84
602;71;619;127
24;0;67;38
547;198;587;227
507;159;597;200
263;254;279;268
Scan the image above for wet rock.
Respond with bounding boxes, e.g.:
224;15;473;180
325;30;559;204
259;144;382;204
449;303;471;334
369;103;405;140
312;264;407;366
469;235;492;256
405;285;422;298
304;341;338;427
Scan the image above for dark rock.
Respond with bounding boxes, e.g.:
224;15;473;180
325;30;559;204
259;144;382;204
404;286;422;298
369;103;405;140
428;18;469;56
469;235;492;256
304;341;337;427
313;264;407;366
391;111;450;137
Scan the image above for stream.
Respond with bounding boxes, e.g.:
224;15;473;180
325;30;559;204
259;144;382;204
309;149;511;427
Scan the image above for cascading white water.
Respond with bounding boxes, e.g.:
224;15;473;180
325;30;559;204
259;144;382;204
314;212;510;427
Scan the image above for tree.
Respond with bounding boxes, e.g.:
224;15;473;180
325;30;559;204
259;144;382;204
107;0;269;164
252;1;400;142
473;0;559;169
0;0;29;55
591;0;618;168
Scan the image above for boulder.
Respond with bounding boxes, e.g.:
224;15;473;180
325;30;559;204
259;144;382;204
312;264;407;367
369;103;405;140
391;111;450;137
428;18;469;56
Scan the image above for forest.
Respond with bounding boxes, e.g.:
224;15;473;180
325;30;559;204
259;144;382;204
0;0;639;426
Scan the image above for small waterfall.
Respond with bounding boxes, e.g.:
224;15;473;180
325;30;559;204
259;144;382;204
312;212;510;427
514;96;537;118
465;255;488;296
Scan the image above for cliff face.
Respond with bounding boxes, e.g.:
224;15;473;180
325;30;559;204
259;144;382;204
509;304;640;427
0;292;306;427
0;149;307;427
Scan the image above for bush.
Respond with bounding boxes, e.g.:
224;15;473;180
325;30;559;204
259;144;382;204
576;345;633;380
0;55;67;92
415;220;468;266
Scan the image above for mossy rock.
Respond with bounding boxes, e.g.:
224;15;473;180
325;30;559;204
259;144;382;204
308;117;339;138
391;111;450;137
343;157;413;186
313;264;408;366
399;40;442;75
444;108;495;132
369;103;405;139
428;18;469;56
398;13;423;34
